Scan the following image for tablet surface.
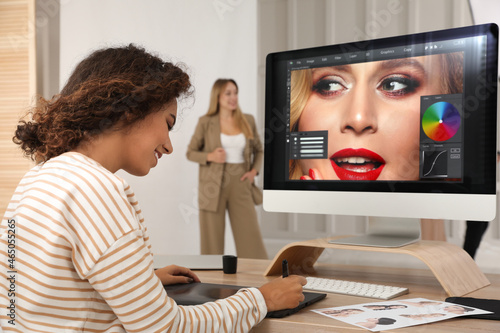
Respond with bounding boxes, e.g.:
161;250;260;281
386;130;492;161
164;282;326;318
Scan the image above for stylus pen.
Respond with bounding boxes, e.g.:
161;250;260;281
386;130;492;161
282;259;289;278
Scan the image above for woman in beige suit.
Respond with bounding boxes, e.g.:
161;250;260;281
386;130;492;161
187;79;268;259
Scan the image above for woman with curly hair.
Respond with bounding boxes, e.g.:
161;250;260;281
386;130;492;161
0;44;306;332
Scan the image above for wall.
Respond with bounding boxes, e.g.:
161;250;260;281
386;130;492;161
60;0;258;255
0;0;36;218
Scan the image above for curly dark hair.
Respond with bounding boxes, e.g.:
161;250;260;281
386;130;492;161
14;44;193;162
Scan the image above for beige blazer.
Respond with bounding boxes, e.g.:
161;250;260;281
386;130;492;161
186;113;263;212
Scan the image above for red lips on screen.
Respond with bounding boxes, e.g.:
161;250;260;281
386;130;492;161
330;148;385;180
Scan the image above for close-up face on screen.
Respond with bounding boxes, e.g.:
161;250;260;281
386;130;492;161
288;52;465;182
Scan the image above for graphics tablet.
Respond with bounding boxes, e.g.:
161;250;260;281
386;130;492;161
163;282;326;318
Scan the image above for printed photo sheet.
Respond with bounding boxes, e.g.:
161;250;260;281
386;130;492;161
312;297;492;331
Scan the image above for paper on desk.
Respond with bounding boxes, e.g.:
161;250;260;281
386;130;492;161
312;297;492;331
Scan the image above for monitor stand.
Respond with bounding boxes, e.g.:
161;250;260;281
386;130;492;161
328;217;421;248
263;219;490;296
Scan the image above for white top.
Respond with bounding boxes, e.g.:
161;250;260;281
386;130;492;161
221;133;246;164
0;152;266;332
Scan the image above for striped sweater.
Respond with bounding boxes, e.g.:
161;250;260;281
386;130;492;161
0;152;266;332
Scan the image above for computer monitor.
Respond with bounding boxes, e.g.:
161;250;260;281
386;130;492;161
263;24;498;247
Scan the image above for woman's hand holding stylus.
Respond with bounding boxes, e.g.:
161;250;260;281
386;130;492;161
258;275;307;312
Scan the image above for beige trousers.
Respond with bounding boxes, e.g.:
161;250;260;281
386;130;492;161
199;163;268;259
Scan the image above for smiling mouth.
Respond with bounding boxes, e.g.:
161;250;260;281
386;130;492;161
155;150;162;163
333;156;383;173
330;149;385;180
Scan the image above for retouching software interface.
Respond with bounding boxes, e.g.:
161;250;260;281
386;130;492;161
285;36;486;182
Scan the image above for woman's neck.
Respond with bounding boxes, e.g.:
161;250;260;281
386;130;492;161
219;109;242;135
72;131;123;173
219;108;234;119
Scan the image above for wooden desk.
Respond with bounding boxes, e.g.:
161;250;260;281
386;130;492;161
193;259;500;332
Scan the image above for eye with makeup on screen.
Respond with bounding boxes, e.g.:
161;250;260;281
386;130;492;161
377;75;421;97
312;76;348;97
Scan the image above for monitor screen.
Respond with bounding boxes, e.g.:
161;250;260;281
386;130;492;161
263;24;498;221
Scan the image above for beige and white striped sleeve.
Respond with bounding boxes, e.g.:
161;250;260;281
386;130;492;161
85;229;267;332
